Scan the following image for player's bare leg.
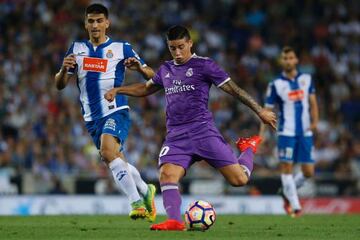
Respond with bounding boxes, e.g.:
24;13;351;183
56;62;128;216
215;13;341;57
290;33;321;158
219;164;249;186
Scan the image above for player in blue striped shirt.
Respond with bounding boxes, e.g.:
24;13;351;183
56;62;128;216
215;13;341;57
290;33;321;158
55;3;156;221
260;46;319;217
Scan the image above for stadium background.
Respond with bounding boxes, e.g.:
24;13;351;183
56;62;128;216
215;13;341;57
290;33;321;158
0;0;359;214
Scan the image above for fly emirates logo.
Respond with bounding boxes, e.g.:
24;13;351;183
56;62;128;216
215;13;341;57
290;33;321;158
83;57;108;73
165;80;195;95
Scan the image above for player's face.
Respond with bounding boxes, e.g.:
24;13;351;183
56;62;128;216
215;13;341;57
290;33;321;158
280;51;298;72
85;13;109;40
167;38;193;64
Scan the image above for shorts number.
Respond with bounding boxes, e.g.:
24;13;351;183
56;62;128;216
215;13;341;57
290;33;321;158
159;146;170;157
285;147;293;159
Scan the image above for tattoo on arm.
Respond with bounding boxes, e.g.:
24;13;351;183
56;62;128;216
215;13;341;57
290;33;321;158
220;80;263;114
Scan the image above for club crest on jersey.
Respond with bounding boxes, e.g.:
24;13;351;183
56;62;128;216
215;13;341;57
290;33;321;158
106;50;114;58
83;57;108;73
186;68;193;77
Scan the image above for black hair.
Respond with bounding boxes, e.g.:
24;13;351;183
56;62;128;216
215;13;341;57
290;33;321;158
166;25;191;41
281;46;297;56
85;3;109;18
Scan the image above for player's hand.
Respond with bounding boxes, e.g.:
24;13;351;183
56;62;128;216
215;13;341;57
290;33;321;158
62;54;76;71
258;108;277;131
309;122;318;132
124;57;142;71
104;88;117;102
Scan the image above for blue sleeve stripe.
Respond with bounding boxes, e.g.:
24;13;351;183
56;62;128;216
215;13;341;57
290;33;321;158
123;43;146;65
309;76;315;93
265;82;279;105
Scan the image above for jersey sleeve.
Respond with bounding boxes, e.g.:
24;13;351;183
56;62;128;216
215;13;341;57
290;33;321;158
265;82;279;108
123;42;146;67
65;42;76;74
309;76;316;94
151;66;164;87
204;59;230;87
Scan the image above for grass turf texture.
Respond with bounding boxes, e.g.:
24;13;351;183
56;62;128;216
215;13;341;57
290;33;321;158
0;215;359;240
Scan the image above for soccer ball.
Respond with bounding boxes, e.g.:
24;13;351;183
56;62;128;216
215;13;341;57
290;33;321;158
184;200;216;231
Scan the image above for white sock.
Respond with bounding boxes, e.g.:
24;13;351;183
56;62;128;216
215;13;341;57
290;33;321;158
294;172;306;189
109;158;141;203
128;163;148;196
281;174;301;210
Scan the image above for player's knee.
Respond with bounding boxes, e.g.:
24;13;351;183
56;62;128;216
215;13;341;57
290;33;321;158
159;170;176;183
100;148;116;163
302;166;315;178
228;175;248;187
303;170;314;178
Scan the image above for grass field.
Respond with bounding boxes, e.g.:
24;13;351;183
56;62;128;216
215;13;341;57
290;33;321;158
0;215;359;240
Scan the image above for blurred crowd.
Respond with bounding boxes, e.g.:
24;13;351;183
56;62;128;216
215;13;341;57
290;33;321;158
0;0;359;195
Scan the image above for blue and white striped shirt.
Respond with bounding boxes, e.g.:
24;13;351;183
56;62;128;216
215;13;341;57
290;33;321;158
66;37;146;121
265;72;315;136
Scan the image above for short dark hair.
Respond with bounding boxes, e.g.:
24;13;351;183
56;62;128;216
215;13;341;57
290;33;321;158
85;3;108;18
166;25;191;41
281;46;297;55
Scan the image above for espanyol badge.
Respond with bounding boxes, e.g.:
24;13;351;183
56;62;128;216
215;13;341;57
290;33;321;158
106;50;113;58
186;68;193;77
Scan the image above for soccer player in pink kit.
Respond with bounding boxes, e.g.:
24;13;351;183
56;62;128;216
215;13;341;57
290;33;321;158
105;25;277;230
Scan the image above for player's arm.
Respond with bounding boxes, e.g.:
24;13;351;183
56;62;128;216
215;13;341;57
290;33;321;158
309;93;319;131
54;54;77;90
220;80;277;130
124;57;155;79
104;79;162;101
258;106;273;142
138;65;155;79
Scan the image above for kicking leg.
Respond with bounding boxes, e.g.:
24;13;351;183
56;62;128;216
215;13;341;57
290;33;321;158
219;135;262;186
219;136;261;187
236;135;262;177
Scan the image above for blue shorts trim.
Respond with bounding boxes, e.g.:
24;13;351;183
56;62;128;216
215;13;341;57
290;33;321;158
277;135;314;164
85;110;131;152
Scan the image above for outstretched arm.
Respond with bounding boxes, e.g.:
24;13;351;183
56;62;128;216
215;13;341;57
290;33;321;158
220;80;277;130
104;79;162;101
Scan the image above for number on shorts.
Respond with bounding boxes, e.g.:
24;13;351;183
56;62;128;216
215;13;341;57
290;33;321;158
285;147;293;159
159;146;170;157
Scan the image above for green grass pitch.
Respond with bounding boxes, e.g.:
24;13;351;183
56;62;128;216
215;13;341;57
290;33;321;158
0;215;359;240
